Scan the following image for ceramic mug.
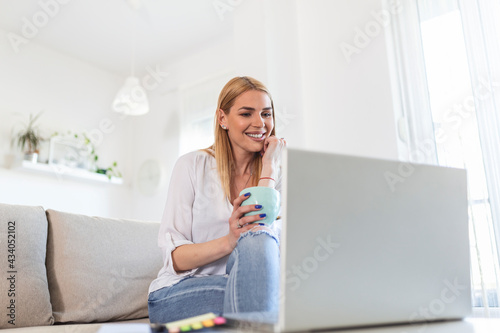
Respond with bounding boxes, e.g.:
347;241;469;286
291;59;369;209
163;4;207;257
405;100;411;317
239;186;280;226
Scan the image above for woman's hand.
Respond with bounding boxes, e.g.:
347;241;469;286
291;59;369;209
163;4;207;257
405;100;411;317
261;136;286;165
227;192;267;250
260;135;286;186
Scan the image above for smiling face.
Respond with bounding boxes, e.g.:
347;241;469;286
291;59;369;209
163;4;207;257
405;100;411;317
219;89;274;155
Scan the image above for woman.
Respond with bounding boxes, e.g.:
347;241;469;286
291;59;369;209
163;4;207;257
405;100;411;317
148;76;286;323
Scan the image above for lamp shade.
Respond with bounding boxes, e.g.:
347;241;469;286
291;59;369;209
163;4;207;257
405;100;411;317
112;76;149;115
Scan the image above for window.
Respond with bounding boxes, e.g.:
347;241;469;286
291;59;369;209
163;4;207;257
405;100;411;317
179;73;234;155
387;0;500;316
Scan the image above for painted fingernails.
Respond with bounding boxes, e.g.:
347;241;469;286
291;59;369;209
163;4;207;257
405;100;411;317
259;213;266;218
244;192;251;197
255;204;262;209
259;223;265;226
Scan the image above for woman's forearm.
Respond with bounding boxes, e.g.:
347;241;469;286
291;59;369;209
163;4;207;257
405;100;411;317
172;235;233;272
259;164;278;188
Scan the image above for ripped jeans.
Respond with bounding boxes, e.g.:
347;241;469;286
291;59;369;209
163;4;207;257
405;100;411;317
148;230;280;323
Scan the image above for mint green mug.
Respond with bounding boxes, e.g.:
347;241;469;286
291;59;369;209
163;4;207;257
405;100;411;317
239;186;281;226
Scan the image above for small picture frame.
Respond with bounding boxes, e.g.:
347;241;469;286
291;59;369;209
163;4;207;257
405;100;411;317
48;136;92;170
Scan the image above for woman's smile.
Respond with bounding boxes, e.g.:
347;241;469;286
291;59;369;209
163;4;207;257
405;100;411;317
245;132;266;141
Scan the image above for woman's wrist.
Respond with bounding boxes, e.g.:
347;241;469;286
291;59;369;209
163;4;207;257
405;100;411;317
260;165;277;187
225;234;236;253
258;176;276;188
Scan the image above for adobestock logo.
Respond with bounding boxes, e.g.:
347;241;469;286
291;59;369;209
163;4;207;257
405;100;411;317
7;0;72;54
339;0;402;64
274;106;296;134
48;118;116;180
76;268;131;318
384;139;435;192
404;278;468;333
285;235;340;292
113;65;169;115
435;77;500;144
212;0;244;21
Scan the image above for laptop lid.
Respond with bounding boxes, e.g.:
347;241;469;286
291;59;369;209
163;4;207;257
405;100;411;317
278;148;471;332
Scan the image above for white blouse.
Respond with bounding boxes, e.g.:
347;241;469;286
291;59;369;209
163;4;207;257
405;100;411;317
149;150;281;293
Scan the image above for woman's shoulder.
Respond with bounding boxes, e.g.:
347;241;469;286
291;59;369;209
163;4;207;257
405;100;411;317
175;149;215;168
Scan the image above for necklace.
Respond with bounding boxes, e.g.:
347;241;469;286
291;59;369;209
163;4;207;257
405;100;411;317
243;170;253;188
233;168;253;196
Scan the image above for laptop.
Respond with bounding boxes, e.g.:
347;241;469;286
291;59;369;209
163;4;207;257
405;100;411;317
226;148;471;332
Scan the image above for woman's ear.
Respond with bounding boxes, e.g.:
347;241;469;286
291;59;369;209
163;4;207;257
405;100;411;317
218;109;227;129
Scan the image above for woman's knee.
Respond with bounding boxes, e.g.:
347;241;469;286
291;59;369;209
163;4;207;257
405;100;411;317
226;230;280;274
238;229;279;251
235;230;280;265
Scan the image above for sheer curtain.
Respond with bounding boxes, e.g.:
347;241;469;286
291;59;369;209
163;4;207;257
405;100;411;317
386;0;500;316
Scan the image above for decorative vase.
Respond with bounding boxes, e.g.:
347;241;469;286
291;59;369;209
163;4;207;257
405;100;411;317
24;153;38;163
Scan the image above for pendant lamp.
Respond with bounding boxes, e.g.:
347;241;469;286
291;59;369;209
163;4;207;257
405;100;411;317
112;6;149;116
112;76;149;115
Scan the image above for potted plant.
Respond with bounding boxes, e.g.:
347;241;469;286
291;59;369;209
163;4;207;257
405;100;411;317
15;111;44;163
51;131;122;181
96;161;123;180
76;132;122;180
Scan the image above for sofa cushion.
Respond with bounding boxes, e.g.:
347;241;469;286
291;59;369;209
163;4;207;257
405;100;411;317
0;203;54;329
0;318;151;333
45;209;162;323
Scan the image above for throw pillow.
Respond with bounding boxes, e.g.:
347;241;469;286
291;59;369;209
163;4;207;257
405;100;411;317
0;203;54;329
45;209;162;323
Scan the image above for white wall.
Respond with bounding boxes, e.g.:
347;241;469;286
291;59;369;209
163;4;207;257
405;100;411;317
296;0;399;159
0;29;136;218
0;0;400;220
231;0;306;148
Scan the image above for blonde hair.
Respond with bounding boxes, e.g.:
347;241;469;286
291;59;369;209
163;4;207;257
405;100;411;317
203;76;276;201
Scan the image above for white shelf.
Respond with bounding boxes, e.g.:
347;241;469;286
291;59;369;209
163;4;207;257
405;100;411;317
20;161;123;184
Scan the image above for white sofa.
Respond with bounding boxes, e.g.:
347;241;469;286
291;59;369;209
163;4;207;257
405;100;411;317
0;203;163;332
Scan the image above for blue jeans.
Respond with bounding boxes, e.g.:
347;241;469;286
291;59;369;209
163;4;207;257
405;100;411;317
148;230;280;323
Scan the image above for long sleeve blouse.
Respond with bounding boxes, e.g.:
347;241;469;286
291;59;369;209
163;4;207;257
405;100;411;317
149;150;281;293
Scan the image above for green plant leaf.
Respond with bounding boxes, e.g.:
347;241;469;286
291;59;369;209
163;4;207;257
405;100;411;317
16;111;43;153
